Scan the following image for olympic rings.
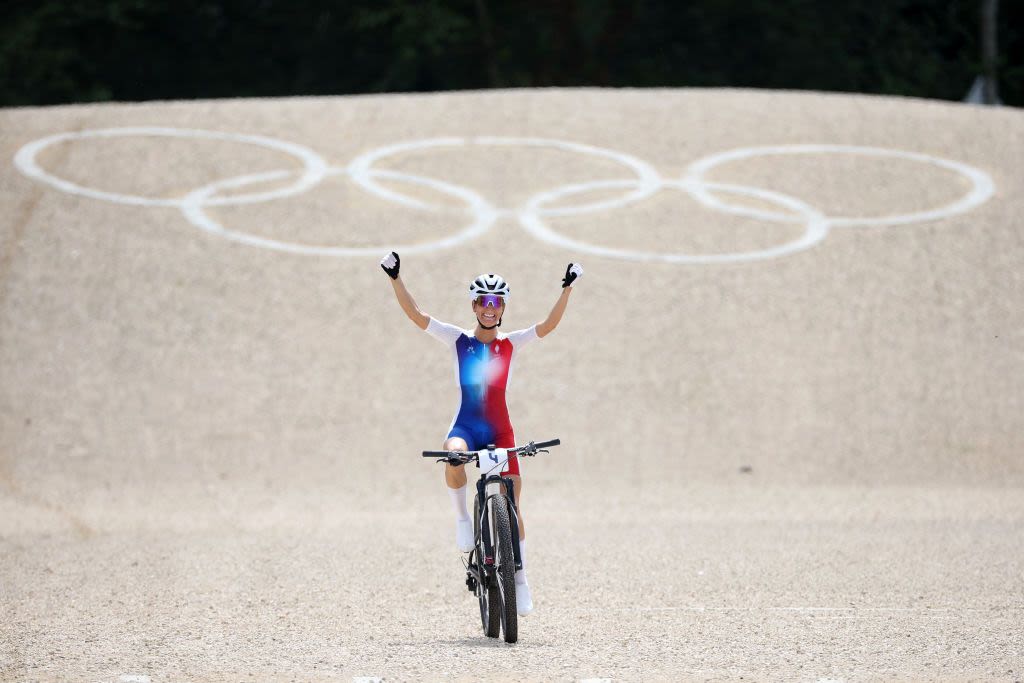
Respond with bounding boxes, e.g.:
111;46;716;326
684;144;996;228
521;178;829;264
13;127;329;207
13;127;996;264
181;167;498;256
347;136;661;216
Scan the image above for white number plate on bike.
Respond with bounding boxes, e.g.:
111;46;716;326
477;448;510;477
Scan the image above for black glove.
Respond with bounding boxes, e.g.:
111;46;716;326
561;262;584;288
380;251;400;279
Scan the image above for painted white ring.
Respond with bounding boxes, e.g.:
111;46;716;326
12;130;997;264
520;177;829;264
685;144;995;227
13;127;330;207
347;136;662;215
180;166;498;256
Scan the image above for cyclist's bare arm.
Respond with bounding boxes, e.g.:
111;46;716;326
391;275;429;330
535;288;571;338
381;251;429;330
536;263;583;338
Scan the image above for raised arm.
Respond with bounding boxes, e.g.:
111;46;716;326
380;251;429;330
536;263;583;338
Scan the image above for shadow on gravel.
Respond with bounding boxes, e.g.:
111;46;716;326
433;638;554;649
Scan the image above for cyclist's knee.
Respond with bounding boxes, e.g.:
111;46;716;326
443;437;469;476
443;437;469;487
444;436;469;452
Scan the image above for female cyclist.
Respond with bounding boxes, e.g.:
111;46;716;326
380;251;583;616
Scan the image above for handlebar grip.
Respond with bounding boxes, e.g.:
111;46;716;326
533;438;560;449
422;451;451;457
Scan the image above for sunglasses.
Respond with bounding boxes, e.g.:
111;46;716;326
475;295;505;308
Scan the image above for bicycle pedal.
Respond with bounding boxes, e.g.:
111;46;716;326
465;575;477;592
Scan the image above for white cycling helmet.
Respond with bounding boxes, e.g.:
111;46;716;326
469;273;510;300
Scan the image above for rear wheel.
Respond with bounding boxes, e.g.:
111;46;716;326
491;496;518;643
474;494;500;638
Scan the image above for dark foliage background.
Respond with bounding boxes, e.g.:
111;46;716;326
2;0;1021;107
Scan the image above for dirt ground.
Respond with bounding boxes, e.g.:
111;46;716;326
1;88;1022;682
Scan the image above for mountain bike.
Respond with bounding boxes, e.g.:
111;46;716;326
422;439;560;644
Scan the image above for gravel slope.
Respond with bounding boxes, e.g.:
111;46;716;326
1;88;1022;682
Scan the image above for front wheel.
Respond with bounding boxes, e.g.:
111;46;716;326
474;494;500;638
491;496;518;644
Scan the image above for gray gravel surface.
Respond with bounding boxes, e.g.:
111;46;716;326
1;89;1022;682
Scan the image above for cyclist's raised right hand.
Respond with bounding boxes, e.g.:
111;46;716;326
380;251;400;279
561;262;584;288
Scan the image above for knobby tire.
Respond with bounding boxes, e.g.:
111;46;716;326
475;494;500;638
492;496;518;643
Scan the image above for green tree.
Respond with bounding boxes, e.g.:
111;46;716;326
1;0;1020;107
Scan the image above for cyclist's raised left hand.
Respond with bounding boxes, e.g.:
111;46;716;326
380;251;400;279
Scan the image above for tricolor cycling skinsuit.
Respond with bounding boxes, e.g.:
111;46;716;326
426;317;539;476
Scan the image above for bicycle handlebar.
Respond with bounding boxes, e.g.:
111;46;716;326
421;439;561;461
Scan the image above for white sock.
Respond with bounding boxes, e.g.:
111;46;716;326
515;539;528;585
448;484;469;521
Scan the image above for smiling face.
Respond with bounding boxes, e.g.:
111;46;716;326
472;295;505;328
